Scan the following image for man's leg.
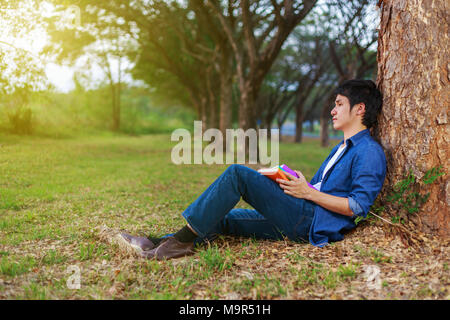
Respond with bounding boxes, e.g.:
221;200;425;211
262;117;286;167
141;164;315;259
205;208;287;241
144;208;285;246
181;164;314;242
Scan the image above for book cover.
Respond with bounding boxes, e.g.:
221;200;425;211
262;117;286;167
280;164;299;179
257;165;289;183
258;164;318;190
280;164;318;190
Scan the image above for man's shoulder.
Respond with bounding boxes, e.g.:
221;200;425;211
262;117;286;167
352;134;387;164
355;133;384;151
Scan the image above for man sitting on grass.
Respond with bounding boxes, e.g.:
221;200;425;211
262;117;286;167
117;79;387;260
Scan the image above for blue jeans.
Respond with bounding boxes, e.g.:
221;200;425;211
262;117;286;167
181;164;316;243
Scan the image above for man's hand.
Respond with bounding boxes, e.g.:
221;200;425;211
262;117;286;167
278;170;353;216
276;170;311;200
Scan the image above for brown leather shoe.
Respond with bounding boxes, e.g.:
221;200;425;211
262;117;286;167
116;232;156;253
140;236;194;260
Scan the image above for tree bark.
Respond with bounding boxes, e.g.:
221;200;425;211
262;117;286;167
218;51;233;151
295;102;304;143
265;112;275;139
110;83;120;132
375;0;449;237
205;66;219;130
208;0;317;133
238;81;258;131
320;92;334;147
200;96;208;129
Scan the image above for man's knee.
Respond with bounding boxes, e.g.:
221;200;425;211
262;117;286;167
225;164;244;176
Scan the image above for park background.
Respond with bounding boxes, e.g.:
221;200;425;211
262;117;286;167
0;0;448;299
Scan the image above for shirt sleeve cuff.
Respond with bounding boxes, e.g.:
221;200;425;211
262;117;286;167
348;197;364;217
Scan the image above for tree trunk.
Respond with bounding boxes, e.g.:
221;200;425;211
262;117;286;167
319;116;329;147
237;83;258;161
295;102;304;143
375;0;449;237
320;93;334;147
207;93;218;130
218;53;233;152
219;74;232;134
265;113;275;139
200;96;208;130
116;83;121;131
111;82;120;132
238;82;258;131
206;66;219;130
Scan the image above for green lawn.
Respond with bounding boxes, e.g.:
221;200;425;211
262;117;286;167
0;133;447;300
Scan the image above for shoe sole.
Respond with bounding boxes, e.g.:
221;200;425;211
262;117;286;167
114;233;143;255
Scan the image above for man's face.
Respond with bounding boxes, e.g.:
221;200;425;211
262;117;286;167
331;94;360;131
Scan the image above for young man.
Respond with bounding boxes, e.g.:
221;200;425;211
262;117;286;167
118;79;386;259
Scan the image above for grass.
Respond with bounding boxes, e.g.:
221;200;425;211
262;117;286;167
0;256;37;277
353;245;392;264
198;244;235;273
0;132;447;300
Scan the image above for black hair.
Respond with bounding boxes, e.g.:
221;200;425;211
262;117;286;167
334;79;382;129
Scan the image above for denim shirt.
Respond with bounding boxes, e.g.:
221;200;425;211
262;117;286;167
308;129;387;247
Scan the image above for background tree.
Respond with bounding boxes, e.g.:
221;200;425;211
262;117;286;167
68;0;230;133
256;0;376;145
0;0;48;134
207;0;317;132
314;0;378;147
255;47;298;137
44;3;139;131
375;0;449;237
280;28;332;143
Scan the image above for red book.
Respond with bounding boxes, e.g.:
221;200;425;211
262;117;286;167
257;165;289;183
258;164;318;190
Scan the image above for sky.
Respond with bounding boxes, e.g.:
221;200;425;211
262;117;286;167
0;31;107;93
45;63;78;92
0;36;85;92
0;1;111;92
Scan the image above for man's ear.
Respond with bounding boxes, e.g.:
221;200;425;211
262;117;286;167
356;103;366;116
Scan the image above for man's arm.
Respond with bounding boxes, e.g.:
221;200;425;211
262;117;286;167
304;188;353;217
277;171;354;217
